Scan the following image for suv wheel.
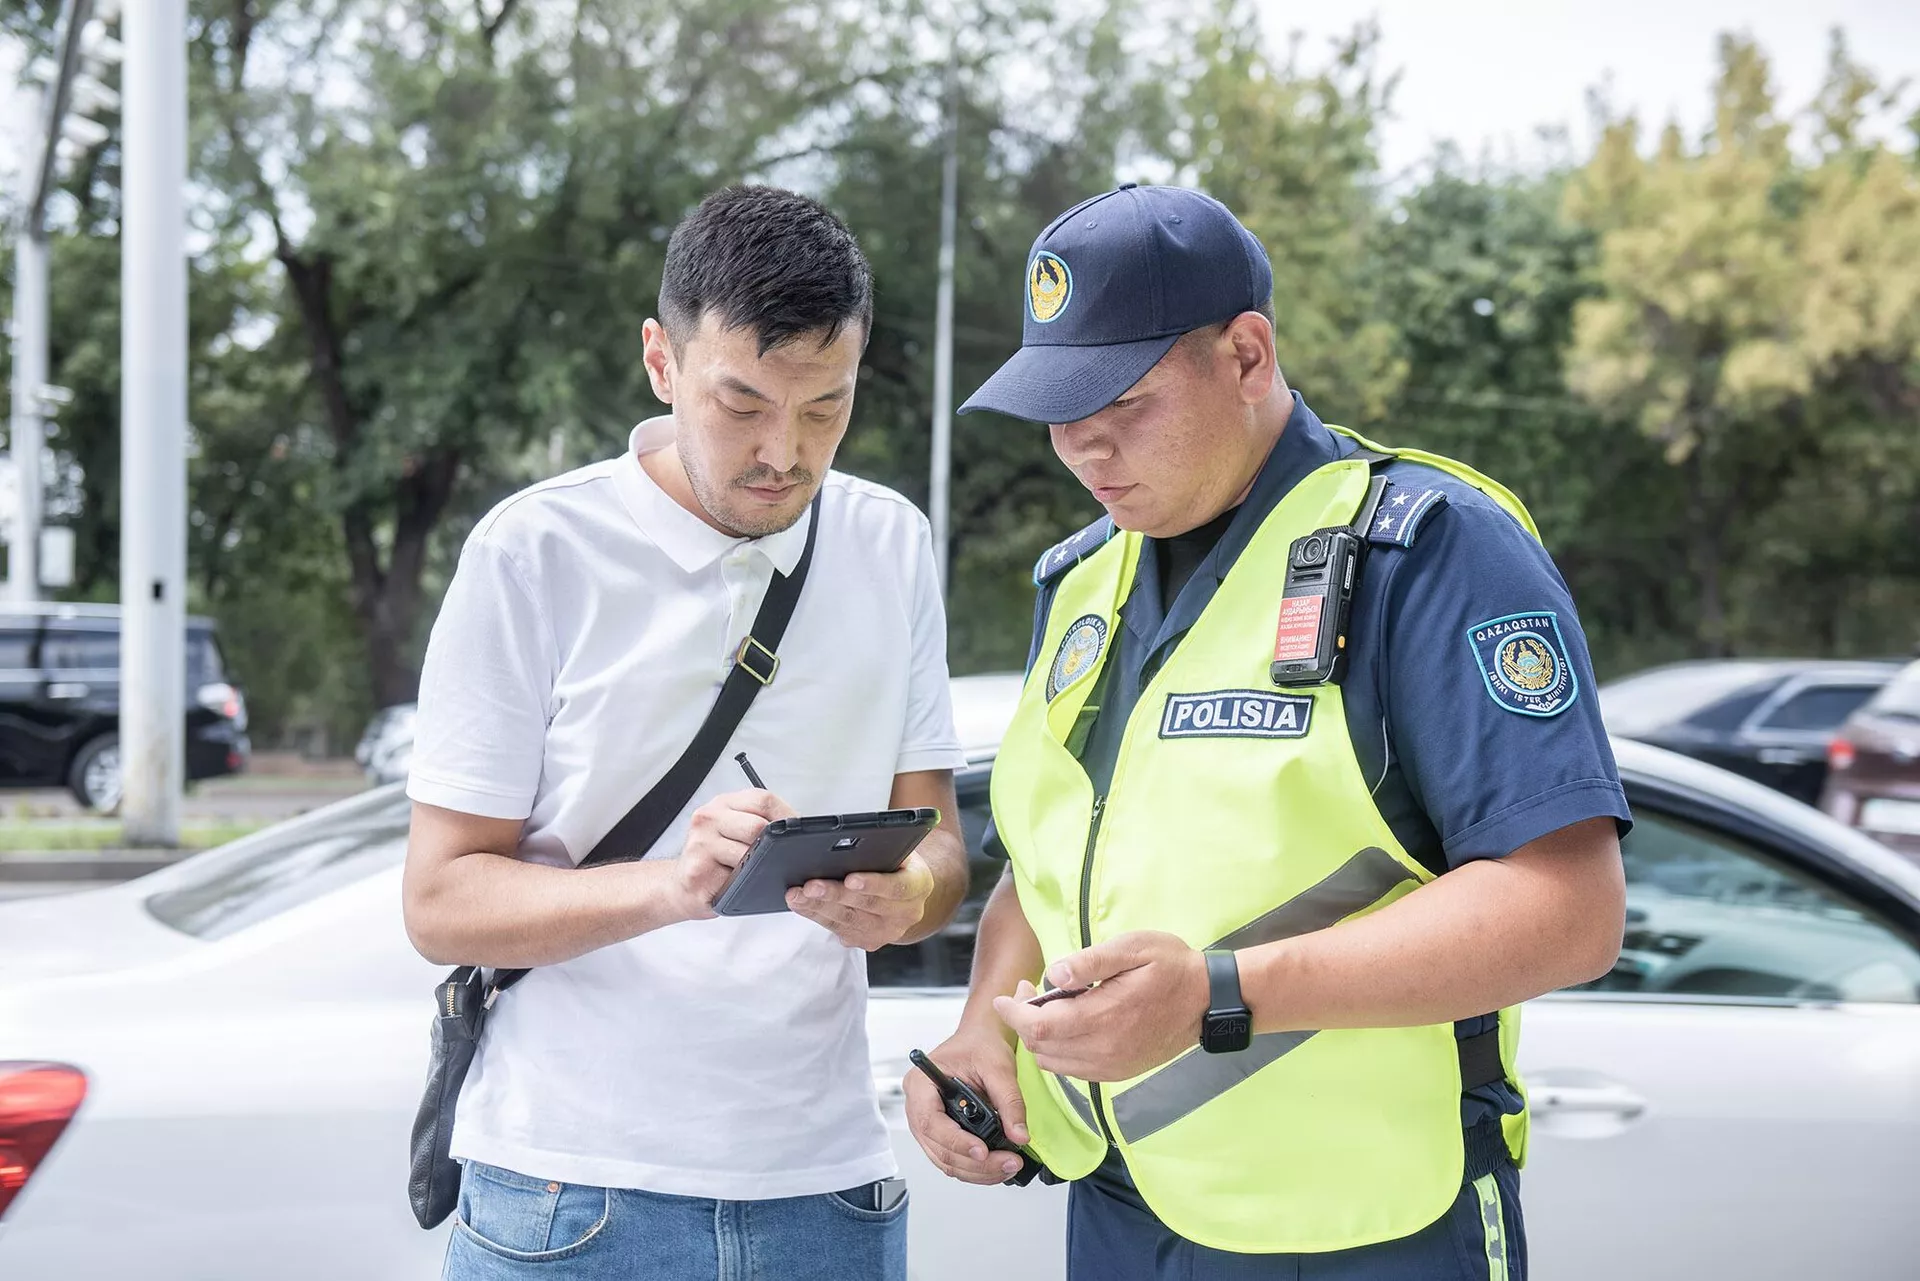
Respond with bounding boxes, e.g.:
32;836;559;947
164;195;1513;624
70;735;123;813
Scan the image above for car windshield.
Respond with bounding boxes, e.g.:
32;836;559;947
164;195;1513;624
1598;663;1784;735
143;786;410;940
1868;663;1920;720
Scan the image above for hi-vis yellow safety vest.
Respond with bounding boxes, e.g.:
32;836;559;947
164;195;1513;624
991;429;1537;1254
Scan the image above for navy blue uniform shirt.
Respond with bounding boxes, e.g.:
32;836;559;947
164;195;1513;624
1002;391;1632;1131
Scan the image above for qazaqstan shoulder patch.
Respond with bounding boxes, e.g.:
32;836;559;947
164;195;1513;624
1466;612;1579;717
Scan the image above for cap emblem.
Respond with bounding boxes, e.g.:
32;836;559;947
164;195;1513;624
1029;251;1072;324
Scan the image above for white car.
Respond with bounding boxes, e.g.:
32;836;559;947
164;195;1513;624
356;704;418;786
3;675;1919;1280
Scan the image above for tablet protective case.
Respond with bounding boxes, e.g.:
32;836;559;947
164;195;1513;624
713;806;940;916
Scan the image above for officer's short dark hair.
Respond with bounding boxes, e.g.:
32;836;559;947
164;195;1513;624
658;186;873;355
1180;298;1278;360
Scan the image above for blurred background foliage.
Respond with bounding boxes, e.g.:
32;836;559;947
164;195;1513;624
2;0;1917;751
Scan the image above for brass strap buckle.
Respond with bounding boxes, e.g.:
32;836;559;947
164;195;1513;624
734;635;780;686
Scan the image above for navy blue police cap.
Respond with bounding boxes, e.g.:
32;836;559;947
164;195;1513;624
958;184;1274;424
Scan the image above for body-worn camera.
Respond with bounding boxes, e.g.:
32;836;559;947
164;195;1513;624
1271;526;1364;686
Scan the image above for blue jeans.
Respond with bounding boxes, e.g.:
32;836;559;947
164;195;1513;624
442;1161;908;1281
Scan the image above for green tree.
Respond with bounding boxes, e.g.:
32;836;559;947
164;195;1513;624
1171;4;1401;424
1373;163;1702;675
191;0;915;707
825;0;1178;673
1564;32;1920;658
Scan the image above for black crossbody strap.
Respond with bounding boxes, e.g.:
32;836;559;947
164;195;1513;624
478;489;822;1002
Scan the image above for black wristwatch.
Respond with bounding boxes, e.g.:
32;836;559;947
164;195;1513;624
1200;950;1252;1054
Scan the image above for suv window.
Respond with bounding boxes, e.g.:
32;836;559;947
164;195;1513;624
1601;664;1780;736
1753;684;1879;734
868;766;1001;988
40;627;118;672
0;629;34;669
145;789;410;939
190;630;227;683
1686;685;1775;732
1580;809;1920;1003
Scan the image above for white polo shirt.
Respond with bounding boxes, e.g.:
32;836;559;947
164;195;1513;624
407;414;967;1200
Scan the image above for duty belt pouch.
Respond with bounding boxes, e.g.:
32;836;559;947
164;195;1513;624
407;493;821;1230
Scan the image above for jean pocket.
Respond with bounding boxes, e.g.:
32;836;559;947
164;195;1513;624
455;1162;612;1263
825;1182;910;1223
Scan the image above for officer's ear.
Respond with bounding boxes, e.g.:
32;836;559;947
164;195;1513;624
1223;312;1278;405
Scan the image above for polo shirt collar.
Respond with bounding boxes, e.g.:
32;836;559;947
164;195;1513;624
617;414;814;576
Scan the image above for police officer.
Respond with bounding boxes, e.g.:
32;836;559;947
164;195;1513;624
903;185;1631;1280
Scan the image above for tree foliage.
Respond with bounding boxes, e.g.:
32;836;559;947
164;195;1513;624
1564;33;1920;659
3;6;1916;750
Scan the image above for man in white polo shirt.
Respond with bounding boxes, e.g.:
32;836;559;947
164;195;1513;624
401;186;971;1281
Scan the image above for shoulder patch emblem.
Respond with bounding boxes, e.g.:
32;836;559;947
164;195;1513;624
1466;612;1578;717
1047;614;1108;702
1368;482;1448;549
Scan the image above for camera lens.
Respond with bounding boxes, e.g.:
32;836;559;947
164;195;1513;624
1298;535;1327;567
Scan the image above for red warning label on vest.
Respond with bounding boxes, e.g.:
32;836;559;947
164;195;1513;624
1274;595;1324;663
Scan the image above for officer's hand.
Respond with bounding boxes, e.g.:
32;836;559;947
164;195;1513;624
903;1028;1031;1186
993;931;1210;1082
673;788;797;921
787;851;936;951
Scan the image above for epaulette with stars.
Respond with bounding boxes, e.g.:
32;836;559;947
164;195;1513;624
1032;517;1116;587
1364;479;1449;548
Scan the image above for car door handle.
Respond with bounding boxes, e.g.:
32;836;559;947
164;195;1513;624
1756;747;1814;765
1530;1082;1646;1119
47;682;89;700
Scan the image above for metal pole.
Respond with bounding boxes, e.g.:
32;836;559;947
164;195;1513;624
9;0;92;604
928;39;958;598
8;234;47;602
119;0;186;845
27;0;96;238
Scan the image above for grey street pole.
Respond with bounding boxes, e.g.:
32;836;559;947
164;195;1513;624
119;0;187;845
8;0;93;603
928;42;958;598
8;235;46;603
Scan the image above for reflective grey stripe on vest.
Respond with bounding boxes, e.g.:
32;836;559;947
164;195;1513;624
1052;1073;1103;1133
1107;847;1417;1142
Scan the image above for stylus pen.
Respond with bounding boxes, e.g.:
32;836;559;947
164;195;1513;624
735;752;767;791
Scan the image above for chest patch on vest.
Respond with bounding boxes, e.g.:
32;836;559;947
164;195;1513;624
1467;611;1579;717
1047;614;1108;701
1160;690;1314;740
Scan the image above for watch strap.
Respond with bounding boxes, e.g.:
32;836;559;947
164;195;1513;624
1204;949;1243;1014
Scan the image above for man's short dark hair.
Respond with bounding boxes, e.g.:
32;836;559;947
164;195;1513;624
1179;298;1278;360
658;186;873;355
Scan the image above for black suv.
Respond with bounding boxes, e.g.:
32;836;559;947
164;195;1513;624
0;605;251;811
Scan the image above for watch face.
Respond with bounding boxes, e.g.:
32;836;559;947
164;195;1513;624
1205;1012;1252;1053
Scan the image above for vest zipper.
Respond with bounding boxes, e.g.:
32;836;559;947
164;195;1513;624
1077;794;1117;1146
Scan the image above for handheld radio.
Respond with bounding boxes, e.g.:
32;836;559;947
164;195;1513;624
908;1049;1054;1187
